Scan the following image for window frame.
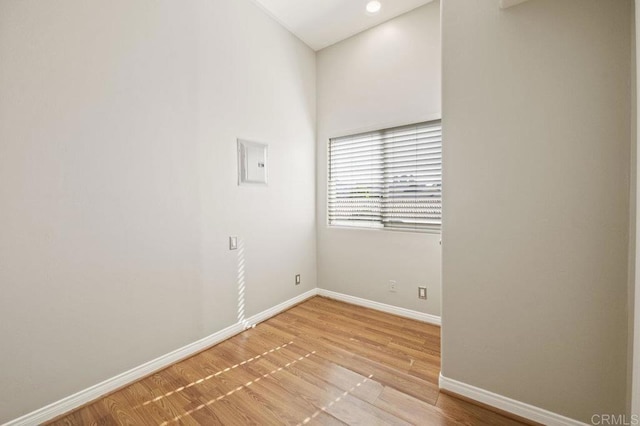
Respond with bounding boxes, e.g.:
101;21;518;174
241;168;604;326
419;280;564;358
326;118;442;234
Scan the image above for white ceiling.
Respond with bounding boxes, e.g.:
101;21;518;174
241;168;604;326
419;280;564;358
252;0;435;51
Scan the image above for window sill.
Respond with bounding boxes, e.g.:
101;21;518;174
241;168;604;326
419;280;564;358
326;224;441;236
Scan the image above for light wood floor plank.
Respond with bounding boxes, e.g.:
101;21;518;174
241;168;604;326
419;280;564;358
374;386;455;426
435;393;532;426
264;316;441;405
305;411;348;426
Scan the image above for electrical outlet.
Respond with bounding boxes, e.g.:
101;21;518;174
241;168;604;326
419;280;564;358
418;286;427;299
389;280;397;292
295;274;301;285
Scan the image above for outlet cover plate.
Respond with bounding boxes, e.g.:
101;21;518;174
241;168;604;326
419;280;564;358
418;286;427;299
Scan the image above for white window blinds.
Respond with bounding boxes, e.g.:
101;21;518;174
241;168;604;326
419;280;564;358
328;120;442;233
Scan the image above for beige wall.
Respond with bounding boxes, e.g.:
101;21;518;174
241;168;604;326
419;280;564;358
441;0;631;422
316;2;442;315
0;0;316;422
629;0;640;416
631;0;638;415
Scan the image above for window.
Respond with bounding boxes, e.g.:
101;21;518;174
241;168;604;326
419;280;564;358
328;120;442;233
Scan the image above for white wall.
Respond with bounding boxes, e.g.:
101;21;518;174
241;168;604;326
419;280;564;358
316;2;441;315
441;0;631;422
0;0;316;422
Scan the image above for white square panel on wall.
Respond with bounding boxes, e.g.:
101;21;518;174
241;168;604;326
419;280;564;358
237;139;268;185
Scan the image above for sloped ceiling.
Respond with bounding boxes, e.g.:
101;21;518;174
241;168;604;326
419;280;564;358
251;0;434;51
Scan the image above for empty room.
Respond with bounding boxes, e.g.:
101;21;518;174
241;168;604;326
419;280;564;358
1;0;638;425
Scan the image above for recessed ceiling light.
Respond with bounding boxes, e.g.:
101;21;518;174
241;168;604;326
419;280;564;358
366;1;382;14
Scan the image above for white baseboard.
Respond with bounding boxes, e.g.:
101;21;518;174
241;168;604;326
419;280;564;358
317;288;441;326
438;374;588;426
5;288;435;425
4;289;318;426
243;289;318;326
